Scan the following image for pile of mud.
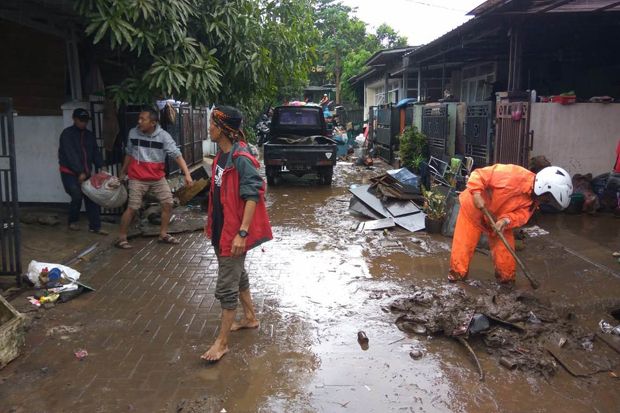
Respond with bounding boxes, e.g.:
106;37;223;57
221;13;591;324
390;283;616;379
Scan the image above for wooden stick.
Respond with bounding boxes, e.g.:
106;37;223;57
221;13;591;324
455;336;485;381
481;207;540;289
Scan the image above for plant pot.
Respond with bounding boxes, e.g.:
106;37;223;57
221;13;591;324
425;216;444;234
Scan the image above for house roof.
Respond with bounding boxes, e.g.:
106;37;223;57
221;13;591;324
405;0;620;67
347;46;420;86
365;46;418;67
469;0;620;16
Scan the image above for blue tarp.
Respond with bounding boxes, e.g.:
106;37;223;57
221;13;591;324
395;98;417;108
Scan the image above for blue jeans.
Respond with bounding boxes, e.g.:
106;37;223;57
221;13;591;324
60;173;101;231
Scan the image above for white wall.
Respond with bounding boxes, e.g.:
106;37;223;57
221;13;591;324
14;115;68;203
530;103;620;177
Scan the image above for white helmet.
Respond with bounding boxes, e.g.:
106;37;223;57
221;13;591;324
534;166;573;210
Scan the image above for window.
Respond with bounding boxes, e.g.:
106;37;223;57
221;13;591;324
460;63;496;103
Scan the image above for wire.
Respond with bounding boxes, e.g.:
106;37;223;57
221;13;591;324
403;0;469;12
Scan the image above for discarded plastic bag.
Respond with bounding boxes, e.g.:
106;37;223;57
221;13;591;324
599;319;620;335
81;172;127;208
27;260;80;288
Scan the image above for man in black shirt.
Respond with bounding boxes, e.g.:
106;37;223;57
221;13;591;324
58;108;107;234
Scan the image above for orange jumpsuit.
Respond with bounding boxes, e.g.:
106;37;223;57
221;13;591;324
449;164;536;282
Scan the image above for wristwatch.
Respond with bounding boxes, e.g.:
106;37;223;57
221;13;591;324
238;230;249;238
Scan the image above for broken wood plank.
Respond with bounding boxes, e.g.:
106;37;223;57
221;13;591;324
176;178;209;205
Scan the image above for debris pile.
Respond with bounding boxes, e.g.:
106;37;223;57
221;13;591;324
349;168;426;233
391;283;618;379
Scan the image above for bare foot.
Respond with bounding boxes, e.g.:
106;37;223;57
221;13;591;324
200;340;229;362
231;318;260;331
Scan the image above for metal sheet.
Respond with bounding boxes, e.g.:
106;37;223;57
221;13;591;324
357;217;395;231
349;197;382;220
394;212;426;232
348;185;390;217
350;184;426;232
385;199;420;217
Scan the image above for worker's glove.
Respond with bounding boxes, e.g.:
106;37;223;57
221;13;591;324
473;192;485;210
494;218;510;232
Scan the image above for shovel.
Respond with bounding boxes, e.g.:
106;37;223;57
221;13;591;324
481;207;540;289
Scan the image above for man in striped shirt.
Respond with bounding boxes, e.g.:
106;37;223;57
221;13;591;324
116;108;193;249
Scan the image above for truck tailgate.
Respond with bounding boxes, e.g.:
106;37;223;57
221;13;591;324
264;144;337;168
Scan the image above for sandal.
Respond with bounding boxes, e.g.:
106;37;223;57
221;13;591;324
158;234;180;245
89;229;109;236
115;240;133;249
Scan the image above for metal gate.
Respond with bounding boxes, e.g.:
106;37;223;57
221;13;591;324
0;98;21;283
494;101;531;167
421;104;449;158
373;105;399;163
464;102;493;168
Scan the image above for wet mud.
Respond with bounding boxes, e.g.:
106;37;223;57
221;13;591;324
2;161;620;412
391;282;618;378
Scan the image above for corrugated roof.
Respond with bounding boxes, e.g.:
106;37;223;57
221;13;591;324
365;46;418;67
468;0;620;16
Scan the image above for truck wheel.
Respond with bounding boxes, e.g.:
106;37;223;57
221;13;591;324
266;166;278;186
319;167;333;185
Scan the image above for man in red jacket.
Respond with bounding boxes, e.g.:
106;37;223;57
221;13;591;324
201;106;273;362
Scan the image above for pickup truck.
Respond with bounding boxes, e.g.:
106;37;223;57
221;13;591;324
263;105;337;185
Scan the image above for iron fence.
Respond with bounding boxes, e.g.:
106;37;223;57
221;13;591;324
0;98;21;284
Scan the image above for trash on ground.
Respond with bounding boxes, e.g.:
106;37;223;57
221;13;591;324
26;297;41;307
348;184;425;233
390;283;616;378
39;293;59;304
369;169;421;200
499;356;517;370
357;217;395;231
27;261;80;288
599;319;620;335
25;260;89;303
520;225;549;238
357;331;369;350
349;197;382;220
409;349;424;359
74;349;88;361
468;314;490;335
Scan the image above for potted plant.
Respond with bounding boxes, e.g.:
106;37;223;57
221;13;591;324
399;127;428;174
422;186;447;233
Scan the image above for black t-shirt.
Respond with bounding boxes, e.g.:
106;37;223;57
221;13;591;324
212;151;230;250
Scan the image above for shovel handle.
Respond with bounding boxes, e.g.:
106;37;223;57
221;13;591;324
481;207;540;289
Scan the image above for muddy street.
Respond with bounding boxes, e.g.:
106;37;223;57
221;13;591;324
2;161;620;413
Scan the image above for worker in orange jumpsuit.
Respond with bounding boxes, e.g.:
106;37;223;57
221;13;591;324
449;164;573;283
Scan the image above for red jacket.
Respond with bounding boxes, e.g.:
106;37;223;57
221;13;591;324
206;143;273;256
